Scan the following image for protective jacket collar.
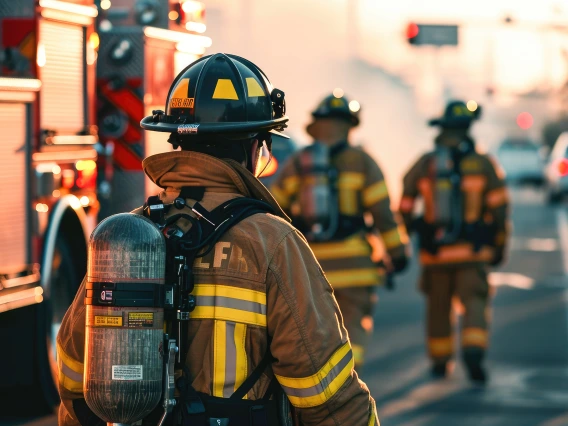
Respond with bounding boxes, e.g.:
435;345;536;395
142;150;290;222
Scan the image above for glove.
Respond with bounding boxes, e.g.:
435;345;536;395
490;247;505;267
391;256;409;274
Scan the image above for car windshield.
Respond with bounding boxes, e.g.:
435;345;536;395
499;140;539;152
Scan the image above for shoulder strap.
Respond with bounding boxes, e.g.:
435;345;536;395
230;346;274;400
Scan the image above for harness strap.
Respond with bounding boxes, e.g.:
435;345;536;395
230;346;274;400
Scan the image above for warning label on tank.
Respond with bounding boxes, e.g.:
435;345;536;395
94;316;123;327
128;312;154;327
112;365;143;381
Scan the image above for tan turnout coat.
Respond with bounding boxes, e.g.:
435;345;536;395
57;151;379;426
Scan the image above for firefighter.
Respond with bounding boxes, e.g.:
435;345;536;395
56;54;379;426
270;93;410;367
399;100;510;383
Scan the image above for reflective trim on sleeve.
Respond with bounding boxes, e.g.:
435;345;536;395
428;336;453;358
191;284;267;327
338;172;365;190
275;342;353;408
56;342;84;393
351;344;365;367
462;327;488;349
381;225;409;250
368;403;380;426
310;235;372;260
399;195;415;213
363;181;388;207
325;268;381;288
486;187;508;208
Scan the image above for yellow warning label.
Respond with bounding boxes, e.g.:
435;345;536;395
170;97;195;108
94;316;123;327
128;312;154;327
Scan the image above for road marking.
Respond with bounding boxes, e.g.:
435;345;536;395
555;209;568;275
488;272;535;290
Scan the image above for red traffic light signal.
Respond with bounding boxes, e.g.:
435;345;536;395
516;112;533;130
406;23;420;41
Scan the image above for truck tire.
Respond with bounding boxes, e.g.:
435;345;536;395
0;234;83;416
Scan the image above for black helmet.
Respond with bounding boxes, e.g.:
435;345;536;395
310;93;360;126
140;53;288;139
429;100;482;129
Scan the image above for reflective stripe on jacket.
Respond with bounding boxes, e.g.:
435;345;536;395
57;150;378;426
271;144;408;288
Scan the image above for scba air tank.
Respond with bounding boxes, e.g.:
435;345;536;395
84;213;166;424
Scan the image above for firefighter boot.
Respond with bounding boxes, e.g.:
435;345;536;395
431;361;448;379
463;347;487;384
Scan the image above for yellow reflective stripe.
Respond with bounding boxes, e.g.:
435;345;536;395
352;344;365;367
56;342;84;393
381;225;408;250
339;189;358;215
428;336;453;357
276;342;350;389
338;172;365;190
193;284;266;305
325;268;380;288
462;328;488;348
282;175;300;195
275;342;353;408
56;342;83;374
234;323;248;398
310;236;371;260
213;320;226;397
368;403;379;426
363;181;388;207
191;306;266;327
270;185;290;208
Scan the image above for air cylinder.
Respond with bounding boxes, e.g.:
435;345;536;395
84;213;166;424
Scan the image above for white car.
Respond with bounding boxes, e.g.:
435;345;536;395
546;132;568;203
497;138;545;185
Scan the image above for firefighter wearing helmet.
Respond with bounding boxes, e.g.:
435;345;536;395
56;54;379;426
399;100;510;383
270;93;410;367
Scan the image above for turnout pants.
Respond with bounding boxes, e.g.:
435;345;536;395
334;286;376;367
421;264;491;365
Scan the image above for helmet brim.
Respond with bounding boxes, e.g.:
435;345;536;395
428;117;472;128
140;115;289;135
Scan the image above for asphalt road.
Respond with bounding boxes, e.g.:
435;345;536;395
362;187;568;426
8;187;568;426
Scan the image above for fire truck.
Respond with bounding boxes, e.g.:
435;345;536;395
0;0;210;415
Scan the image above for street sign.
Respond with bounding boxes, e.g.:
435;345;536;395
407;24;459;46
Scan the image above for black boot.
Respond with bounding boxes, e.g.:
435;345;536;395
463;348;487;385
431;361;448;379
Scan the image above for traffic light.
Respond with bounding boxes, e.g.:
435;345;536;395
405;23;459;46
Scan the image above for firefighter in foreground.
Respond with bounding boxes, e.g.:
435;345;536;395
270;93;410;367
56;54;379;426
399;100;510;383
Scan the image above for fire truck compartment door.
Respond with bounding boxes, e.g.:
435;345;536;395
39;20;85;134
0;103;27;272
